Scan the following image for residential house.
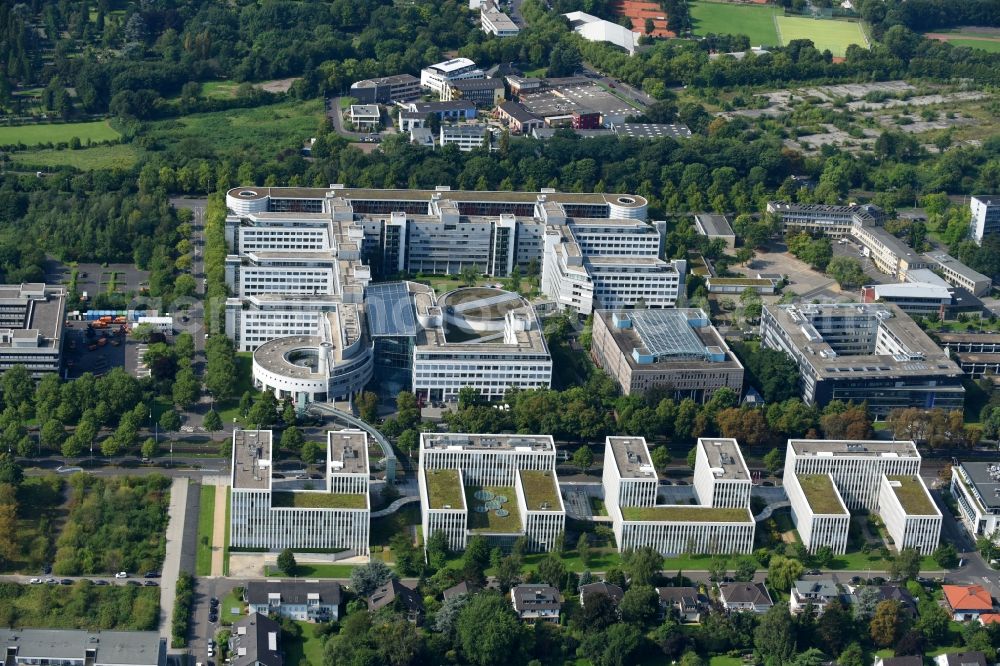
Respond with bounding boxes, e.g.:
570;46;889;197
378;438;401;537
942;585;994;621
244;580;342;622
717;582;773;613
789;580;845;616
655;586;703;623
934;652;988;666
368;580;424;622
874;585;918;619
579;582;624;607
442;581;479;601
873;657;923;666
979;613;1000;626
229;614;283;666
511;584;562;623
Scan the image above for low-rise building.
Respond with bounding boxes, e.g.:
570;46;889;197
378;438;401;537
934;653;988;666
512;584;561;622
923;252;992;297
245;580;342;622
706;277;778;295
402;100;478;121
789;579;846;615
591;309;744;401
717;582;773;613
0;283;66;377
481;0;519;36
785;472;850;554
368;580;423;621
850;224;928;279
0;629;166;666
951;461;1000;542
563;11;640;54
229;430;370;554
860;282;983;321
579;581;624;607
348;104;381;132
693;213;735;250
230;614;283;666
656;586;704;622
766;201;884;238
874;657;923;666
443;78;506;107
349;74;422;104
611;123;693;139
497;101;544;134
942;585;994;621
440;125;488;151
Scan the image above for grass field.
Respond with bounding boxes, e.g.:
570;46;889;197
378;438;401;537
0;120;120;147
195;485;216;576
689;1;779;45
10;144;139;171
265;563;358;578
284;622;326;666
940;37;1000;52
776;15;868;56
202;81;240;99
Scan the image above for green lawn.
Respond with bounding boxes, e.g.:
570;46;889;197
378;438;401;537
220;589;245;626
689;1;779;45
11;144;139;171
285;622;327;666
265;563;358;578
709;658;743;666
0;120;120;147
776;16;868;56
942;37;1000;53
202;81;240;99
196;485;216;576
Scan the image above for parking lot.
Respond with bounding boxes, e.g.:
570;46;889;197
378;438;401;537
63;320;127;378
736;242;840;300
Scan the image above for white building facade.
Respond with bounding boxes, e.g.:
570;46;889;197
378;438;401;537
420;58;485;95
784;472;850;554
878;475;942;554
971;196;1000;245
693;438;752;509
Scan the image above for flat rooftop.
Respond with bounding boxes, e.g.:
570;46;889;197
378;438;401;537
620;505;752;523
0;283;65;350
797;474;847;514
958;462;1000;510
271;491;367;509
425;469;465;510
328;430;368;475
693;213;734;237
519;470;561;512
924;252;990;282
699;438;749;481
0;629;164;665
608;436;655;479
885;475;937;515
933;332;1000;344
466;485;522;533
789;439;919;459
615;123;692;139
597;309;742;371
232;430;272;490
422;433;554;452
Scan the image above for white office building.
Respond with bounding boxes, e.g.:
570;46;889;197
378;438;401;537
440;125;489;151
481;0;519;36
411;286;552;402
229;429;370;554
951;461;1000;542
603;436;755;556
766;201;884;238
878;474;941;554
971;196;1000;245
418;432;565;553
420;58;485;96
0;283;65;377
784;439;940;554
693;438;752;509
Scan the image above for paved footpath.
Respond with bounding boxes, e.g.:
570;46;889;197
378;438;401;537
210;480;228;576
160;477;189;645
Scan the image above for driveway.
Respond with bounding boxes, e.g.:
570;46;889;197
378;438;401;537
328;98;367;140
160;478;190;649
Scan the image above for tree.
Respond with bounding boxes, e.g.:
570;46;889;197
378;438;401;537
767;556;803;593
708;556;728;582
915;599;950;644
426;529;450;571
619;585;658;626
357;391;379;423
350;560;396;597
579;591;618;631
763;447;784;475
853;585;881;623
300;440;323;465
1;365;33;408
203;410;223;432
651;445;671;472
932;543;958;569
40;419;65;450
537;552;567;589
61;434;84;458
204;336;238;399
390;533;422;576
754;603;796;665
577;532;591;567
280;425;304;452
623;546;663;586
456;593;527;666
141;437;158;459
460;264;480;287
816;599;852;656
889;548;921;582
159;410;182;432
812;545;834;568
0;454;23;485
464;535;491;575
733;555;757;582
826;256;866;289
870;600;904;647
582;623;642;666
572;445;594;470
838;643;864;666
277;549;297;577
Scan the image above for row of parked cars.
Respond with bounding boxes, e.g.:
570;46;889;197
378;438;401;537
27;570;161;586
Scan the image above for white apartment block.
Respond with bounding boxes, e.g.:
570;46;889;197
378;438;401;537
951;462;1000;542
783;439;940;555
603;437;754;556
784;472;850;554
971;195;1000;245
418;433;565;553
229;430;370;554
439;125;489;151
420;58;485;96
878;475;941;554
694;438;752;509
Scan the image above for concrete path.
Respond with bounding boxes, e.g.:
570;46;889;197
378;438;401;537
160;477;189;645
210;482;228;576
370;495;419;518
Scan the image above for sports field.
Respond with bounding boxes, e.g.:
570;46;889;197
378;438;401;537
0;120;120;147
689;1;779;45
776;15;868;56
925;30;1000;53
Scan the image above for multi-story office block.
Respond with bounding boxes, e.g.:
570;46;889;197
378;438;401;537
229;429;370;554
922;252;992;297
783;439;939;554
443;78;506;107
411;286;551;402
785;472;850;554
0;283;65;376
603;437;754;556
439;125;489;152
970;196;1000;245
349;74;422;104
481;0;519;37
951;461;1000;542
878;475;942;554
418;433;565;553
693;438;752;509
420;58;485;96
591;309;744;401
761;303;965;417
766;201;884;238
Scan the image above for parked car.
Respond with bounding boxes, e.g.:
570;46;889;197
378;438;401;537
60;579;73;585
144;571;160;578
28;578;41;584
115;571;128;578
93;580;109;585
144;581;159;587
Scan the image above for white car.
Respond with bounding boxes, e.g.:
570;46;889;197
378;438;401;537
28;578;41;584
207;645;214;657
114;572;128;579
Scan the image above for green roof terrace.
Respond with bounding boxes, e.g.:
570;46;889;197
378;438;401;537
271;491;367;509
466;486;523;533
886;475;937;515
520;470;561;512
620;505;751;523
797;474;846;515
425;469;465;510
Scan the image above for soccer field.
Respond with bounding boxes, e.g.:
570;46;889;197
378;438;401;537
689;1;779;46
775;16;868;56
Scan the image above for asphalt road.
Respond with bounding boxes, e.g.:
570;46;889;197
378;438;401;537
328;97;368;140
